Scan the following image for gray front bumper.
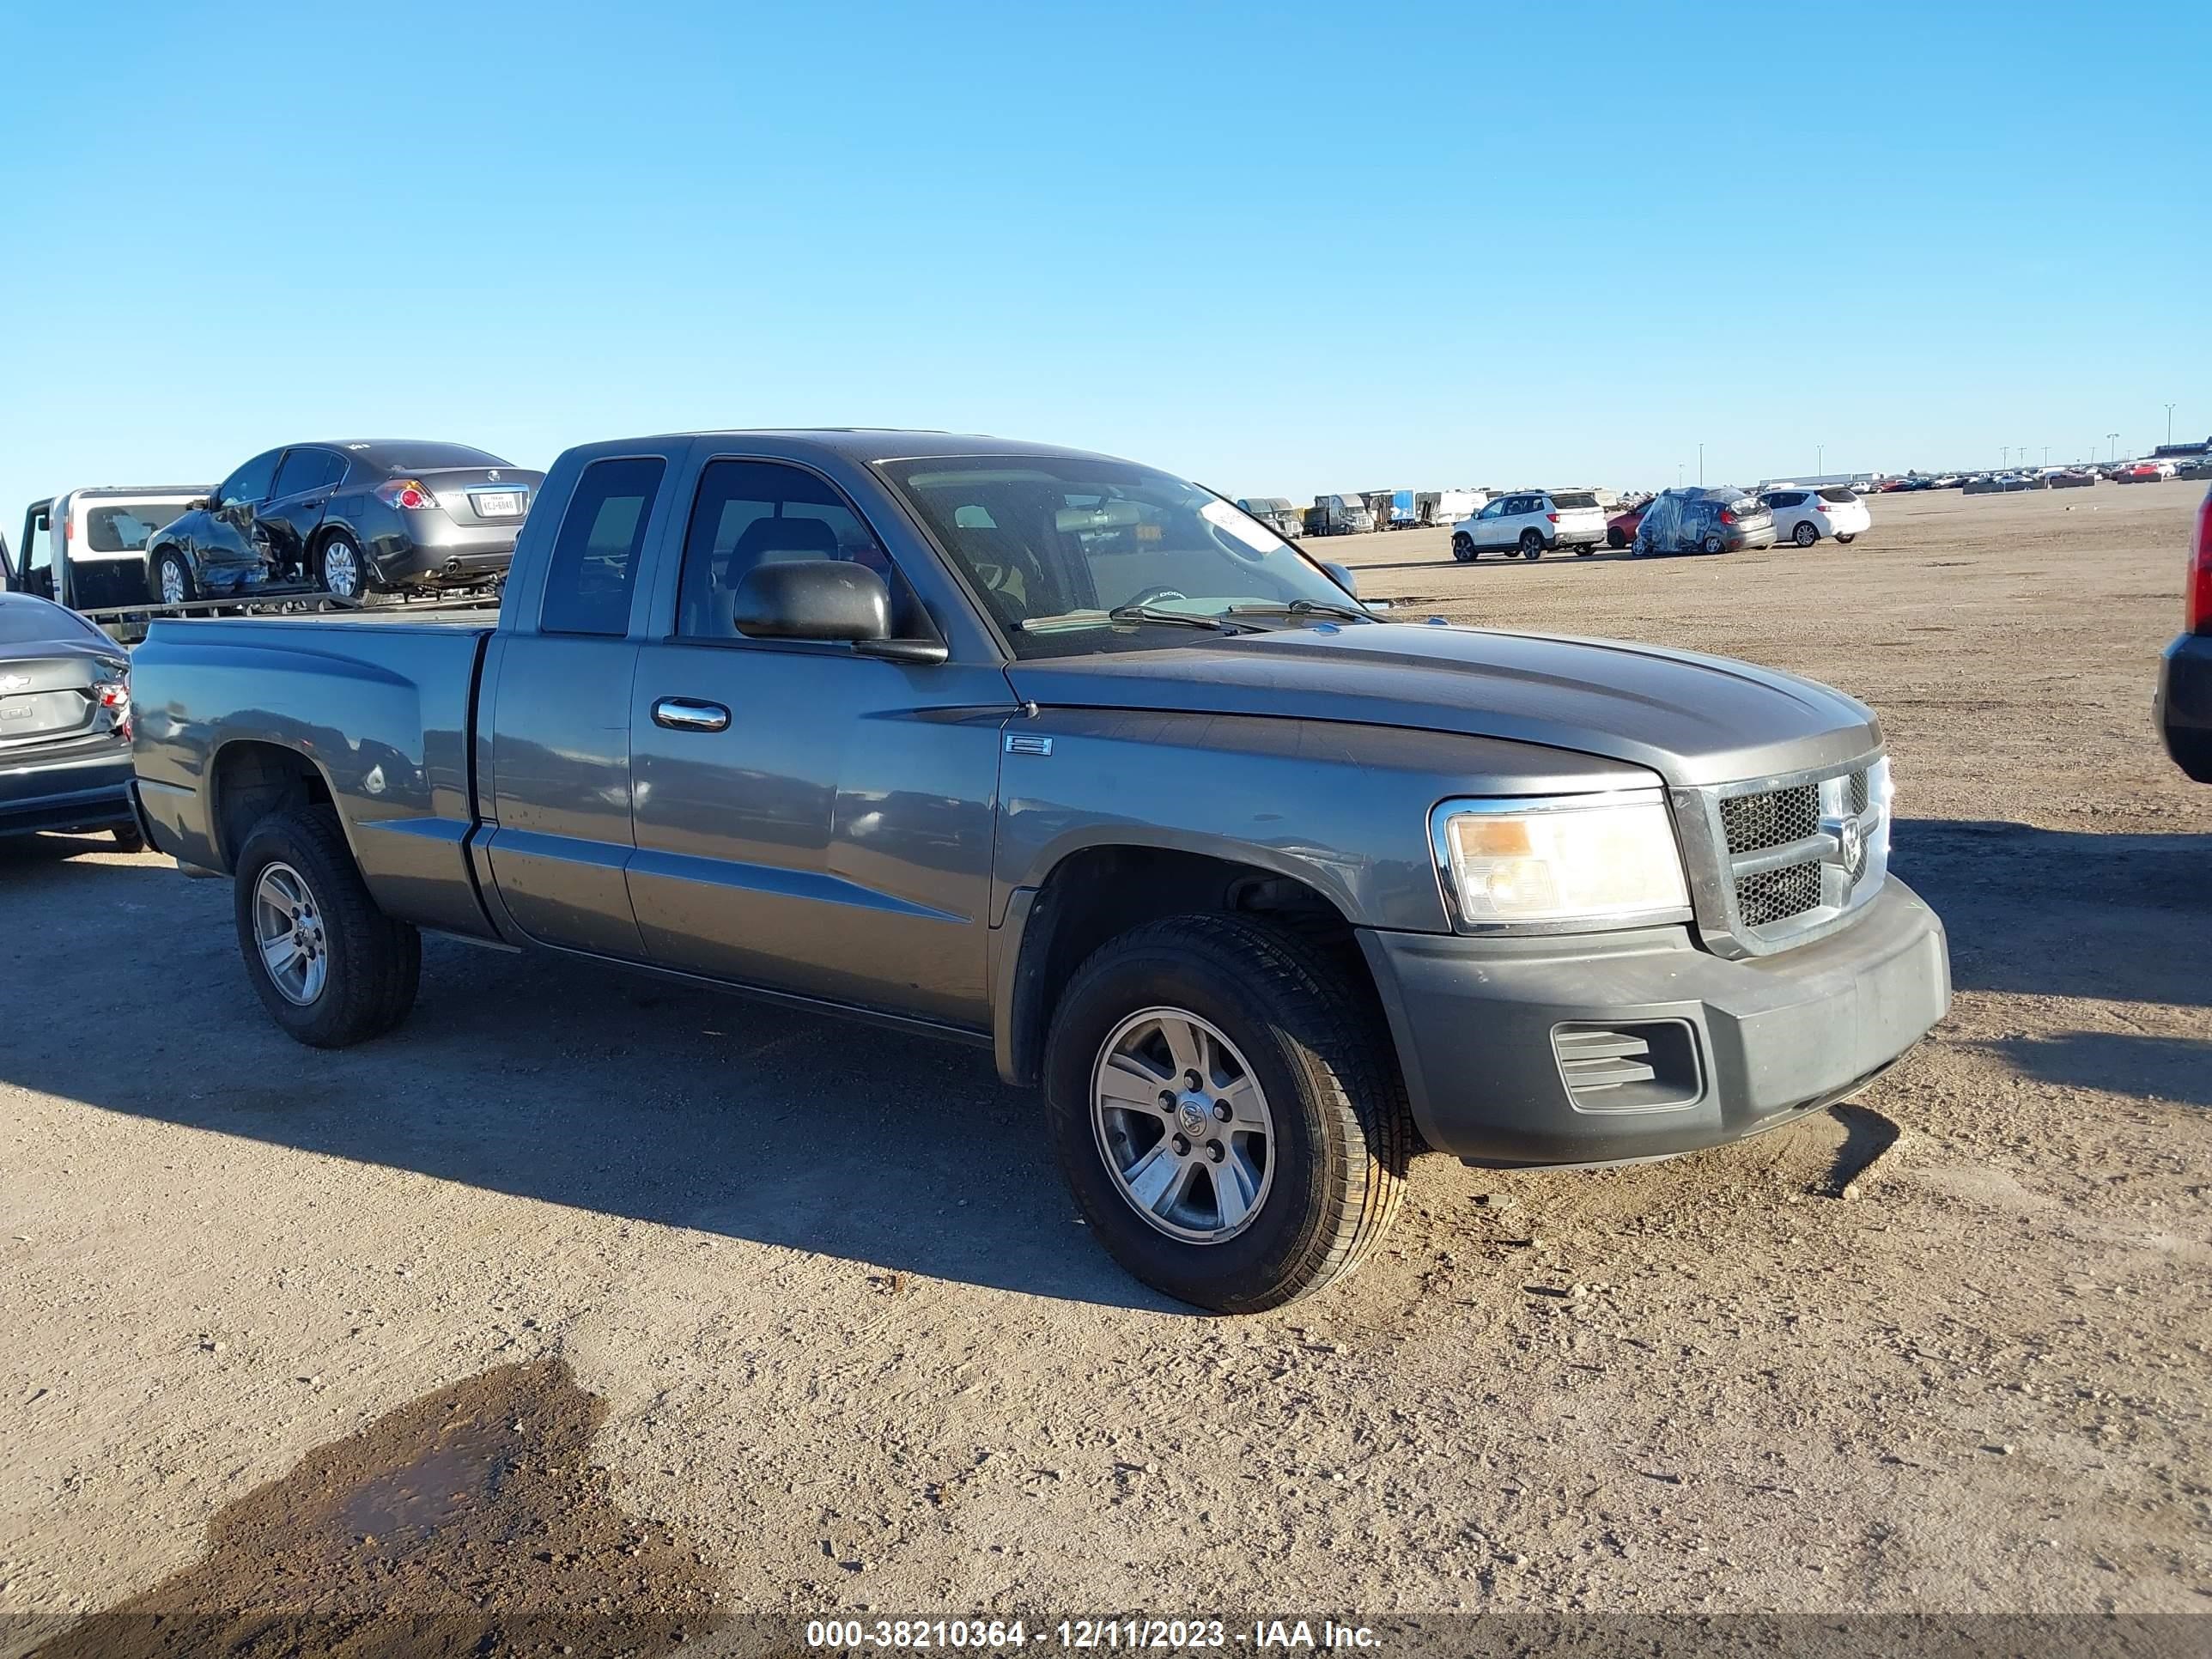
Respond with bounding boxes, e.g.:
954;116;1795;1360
1358;878;1950;1166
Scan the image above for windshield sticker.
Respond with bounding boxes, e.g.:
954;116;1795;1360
1200;499;1279;552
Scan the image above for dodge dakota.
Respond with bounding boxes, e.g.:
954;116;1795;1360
130;430;1951;1311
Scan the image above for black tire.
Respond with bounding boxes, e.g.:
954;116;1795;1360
1042;915;1413;1313
1836;533;1856;544
1606;527;1626;550
153;549;196;606
1793;520;1820;547
1519;530;1546;561
232;805;420;1048
1575;545;1594;556
317;529;368;602
1451;533;1475;563
111;823;146;854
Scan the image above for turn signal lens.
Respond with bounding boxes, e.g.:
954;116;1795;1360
375;479;438;511
1436;795;1688;927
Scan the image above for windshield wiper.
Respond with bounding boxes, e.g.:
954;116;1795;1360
1224;598;1373;623
1104;604;1242;633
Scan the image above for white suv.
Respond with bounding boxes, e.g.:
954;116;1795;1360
1759;485;1871;548
1449;489;1607;562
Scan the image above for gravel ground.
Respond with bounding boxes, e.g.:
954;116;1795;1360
2;477;2207;1647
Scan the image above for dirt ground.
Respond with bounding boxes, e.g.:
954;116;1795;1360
2;477;2207;1650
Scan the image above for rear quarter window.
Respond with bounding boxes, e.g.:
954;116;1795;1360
538;457;666;636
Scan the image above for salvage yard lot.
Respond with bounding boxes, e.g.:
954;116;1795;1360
3;480;2208;1634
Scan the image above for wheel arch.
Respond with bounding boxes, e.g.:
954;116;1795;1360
994;841;1386;1091
207;738;342;875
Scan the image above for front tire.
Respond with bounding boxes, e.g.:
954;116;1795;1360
1451;534;1475;563
1607;527;1626;549
233;805;420;1048
1793;520;1820;547
318;530;367;601
1042;915;1412;1313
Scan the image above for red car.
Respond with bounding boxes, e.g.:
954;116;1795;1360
1604;503;1647;549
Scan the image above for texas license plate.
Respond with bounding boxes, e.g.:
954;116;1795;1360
473;491;522;518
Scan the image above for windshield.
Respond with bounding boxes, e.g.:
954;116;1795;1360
80;501;191;556
879;457;1363;659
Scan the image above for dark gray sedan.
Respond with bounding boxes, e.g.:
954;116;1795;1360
0;592;139;847
144;441;544;603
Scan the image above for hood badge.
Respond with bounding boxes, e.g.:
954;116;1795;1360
0;673;28;692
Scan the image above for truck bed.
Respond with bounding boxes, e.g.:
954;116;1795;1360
130;614;495;938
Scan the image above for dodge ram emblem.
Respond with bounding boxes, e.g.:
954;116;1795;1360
1838;817;1865;879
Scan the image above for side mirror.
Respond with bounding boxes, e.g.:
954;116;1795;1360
1322;561;1358;596
733;560;891;642
730;560;950;663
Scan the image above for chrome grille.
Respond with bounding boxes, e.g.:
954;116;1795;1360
1689;755;1891;954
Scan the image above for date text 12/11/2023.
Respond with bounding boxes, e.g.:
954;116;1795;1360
804;1619;1382;1650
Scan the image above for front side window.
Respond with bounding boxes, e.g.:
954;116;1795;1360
216;452;283;509
675;459;902;640
880;455;1361;659
539;457;665;636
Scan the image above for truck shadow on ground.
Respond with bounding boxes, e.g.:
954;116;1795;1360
1987;1032;2212;1109
1893;818;2211;1007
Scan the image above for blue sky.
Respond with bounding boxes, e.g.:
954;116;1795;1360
3;0;2207;526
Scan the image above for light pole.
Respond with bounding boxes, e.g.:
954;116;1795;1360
1698;443;1704;486
2001;447;2009;468
1676;463;1684;487
2166;404;2178;447
1817;445;1824;477
2109;432;2121;464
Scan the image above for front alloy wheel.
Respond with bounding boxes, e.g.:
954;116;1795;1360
1092;1007;1273;1243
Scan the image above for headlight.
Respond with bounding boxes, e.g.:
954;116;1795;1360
1431;792;1690;929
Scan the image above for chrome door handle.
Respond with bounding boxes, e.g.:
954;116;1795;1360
652;697;730;732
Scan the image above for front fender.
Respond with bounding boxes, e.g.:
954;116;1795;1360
993;708;1656;934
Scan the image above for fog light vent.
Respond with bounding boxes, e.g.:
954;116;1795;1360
1553;1020;1702;1114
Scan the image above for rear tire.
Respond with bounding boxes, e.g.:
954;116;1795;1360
1702;532;1726;555
1793;520;1820;547
1575;545;1594;556
1042;915;1412;1313
111;823;145;854
1451;534;1475;563
154;550;195;606
233;805;420;1048
1836;533;1856;544
1519;530;1546;561
317;530;367;602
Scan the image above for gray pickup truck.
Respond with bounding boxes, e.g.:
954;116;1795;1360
131;430;1950;1311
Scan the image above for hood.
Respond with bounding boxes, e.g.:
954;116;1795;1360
1004;621;1881;788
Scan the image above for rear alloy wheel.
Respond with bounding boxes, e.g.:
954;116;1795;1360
1519;530;1545;560
234;805;421;1047
1043;915;1412;1312
1793;520;1820;547
318;531;365;601
155;550;194;606
1451;533;1475;563
1702;532;1727;555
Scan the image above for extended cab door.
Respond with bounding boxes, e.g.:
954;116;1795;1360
481;451;676;958
624;452;1009;1029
